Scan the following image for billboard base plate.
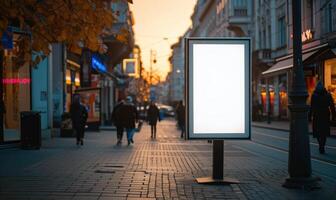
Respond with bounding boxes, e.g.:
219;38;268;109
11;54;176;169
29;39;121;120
196;177;240;185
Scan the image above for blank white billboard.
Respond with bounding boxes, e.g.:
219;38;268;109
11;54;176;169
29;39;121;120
186;38;251;139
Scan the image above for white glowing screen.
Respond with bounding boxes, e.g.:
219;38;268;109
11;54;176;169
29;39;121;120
192;43;246;134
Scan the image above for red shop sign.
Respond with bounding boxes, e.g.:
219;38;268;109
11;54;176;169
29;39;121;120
2;78;31;84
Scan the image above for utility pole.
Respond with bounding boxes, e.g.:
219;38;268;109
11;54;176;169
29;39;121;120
149;49;156;86
283;0;319;189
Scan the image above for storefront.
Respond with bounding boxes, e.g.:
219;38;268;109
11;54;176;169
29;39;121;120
324;58;336;102
75;87;101;130
1;33;31;142
261;42;336;120
65;59;81;112
76;53;115;129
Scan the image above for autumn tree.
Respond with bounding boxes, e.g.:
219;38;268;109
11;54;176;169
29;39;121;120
0;0;130;66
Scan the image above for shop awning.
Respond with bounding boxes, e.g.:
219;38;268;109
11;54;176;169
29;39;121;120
262;50;318;75
332;48;336;55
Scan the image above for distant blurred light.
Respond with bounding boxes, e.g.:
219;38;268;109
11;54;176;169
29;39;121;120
3;78;31;84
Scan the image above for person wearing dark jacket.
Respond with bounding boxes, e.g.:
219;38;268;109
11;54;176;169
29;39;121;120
176;101;185;138
111;99;124;145
118;96;138;146
147;101;161;139
310;81;336;154
70;94;88;146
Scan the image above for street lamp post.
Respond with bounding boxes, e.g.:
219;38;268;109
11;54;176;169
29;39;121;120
149;49;157;85
283;0;319;189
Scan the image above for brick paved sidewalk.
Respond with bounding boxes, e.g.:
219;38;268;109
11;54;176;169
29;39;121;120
0;119;335;200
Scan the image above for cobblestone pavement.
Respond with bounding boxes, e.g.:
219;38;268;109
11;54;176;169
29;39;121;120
0;119;336;200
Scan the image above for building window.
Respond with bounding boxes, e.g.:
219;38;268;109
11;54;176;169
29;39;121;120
233;0;247;7
324;3;333;33
3;33;31;141
268;25;271;49
258;31;262;49
262;29;266;49
233;0;247;16
303;0;314;30
308;0;315;29
278;16;286;47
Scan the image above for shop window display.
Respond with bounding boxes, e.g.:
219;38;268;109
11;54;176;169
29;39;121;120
65;67;80;112
325;58;336;103
260;85;274;116
2;34;31;141
279;74;288;119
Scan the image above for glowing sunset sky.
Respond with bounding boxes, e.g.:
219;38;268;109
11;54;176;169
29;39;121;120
130;0;197;80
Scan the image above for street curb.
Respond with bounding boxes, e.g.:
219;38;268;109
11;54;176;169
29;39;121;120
99;126;117;131
0;142;20;149
252;124;289;132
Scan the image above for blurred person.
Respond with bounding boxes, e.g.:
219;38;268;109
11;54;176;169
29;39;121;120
176;100;186;138
119;96;138;146
310;81;336;154
70;94;88;146
147;100;161;139
111;98;125;145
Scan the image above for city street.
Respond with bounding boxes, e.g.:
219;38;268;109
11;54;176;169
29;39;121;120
0;119;335;200
1;0;336;199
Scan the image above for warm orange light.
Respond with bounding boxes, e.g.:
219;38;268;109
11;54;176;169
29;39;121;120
66;70;71;85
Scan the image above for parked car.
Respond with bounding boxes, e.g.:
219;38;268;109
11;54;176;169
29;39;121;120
157;104;175;117
136;105;147;120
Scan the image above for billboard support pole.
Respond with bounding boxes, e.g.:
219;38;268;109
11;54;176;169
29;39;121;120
213;140;224;179
196;140;239;185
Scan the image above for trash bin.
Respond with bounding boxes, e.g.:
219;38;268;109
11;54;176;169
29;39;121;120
20;111;41;149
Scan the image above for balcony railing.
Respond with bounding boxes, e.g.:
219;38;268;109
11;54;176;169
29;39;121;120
233;8;247;17
257;49;272;61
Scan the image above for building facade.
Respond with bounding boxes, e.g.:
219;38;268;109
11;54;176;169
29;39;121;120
0;0;135;144
169;0;336;121
262;0;336;120
168;29;190;104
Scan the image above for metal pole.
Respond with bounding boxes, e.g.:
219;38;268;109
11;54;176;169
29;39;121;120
283;0;319;189
150;49;153;86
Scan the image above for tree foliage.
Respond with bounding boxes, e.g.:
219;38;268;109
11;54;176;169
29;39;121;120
0;0;128;66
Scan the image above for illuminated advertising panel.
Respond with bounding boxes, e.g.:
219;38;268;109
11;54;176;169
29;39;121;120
75;88;101;123
123;58;138;77
186;38;251;139
92;55;107;73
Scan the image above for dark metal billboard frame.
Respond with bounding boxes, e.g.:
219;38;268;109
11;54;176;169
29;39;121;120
185;37;252;140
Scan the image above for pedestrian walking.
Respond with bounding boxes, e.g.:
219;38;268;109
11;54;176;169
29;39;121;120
119;96;138;146
111;98;124;145
176;100;186;138
310;81;336;154
147;100;161;139
70;94;88;146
